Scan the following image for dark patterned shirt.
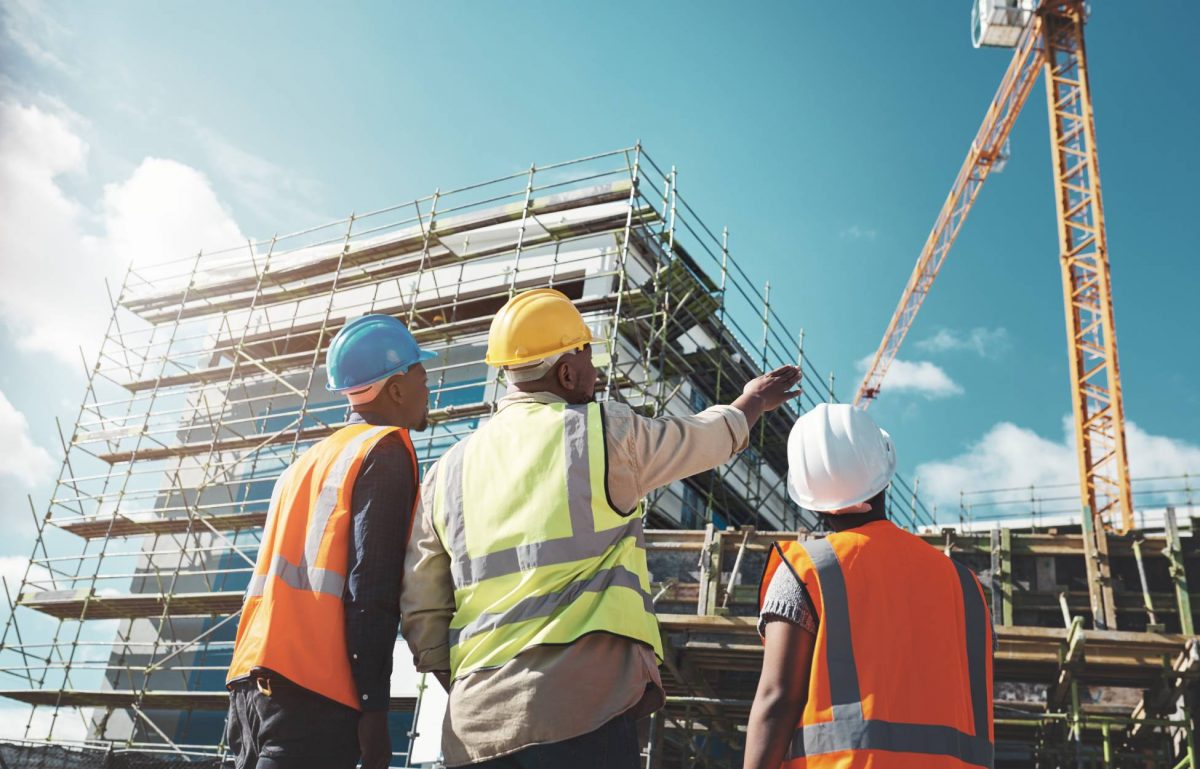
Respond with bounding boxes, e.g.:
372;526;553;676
344;411;417;711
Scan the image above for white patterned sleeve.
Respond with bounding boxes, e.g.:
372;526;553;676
757;562;818;638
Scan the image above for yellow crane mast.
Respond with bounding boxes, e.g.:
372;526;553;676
854;1;1133;619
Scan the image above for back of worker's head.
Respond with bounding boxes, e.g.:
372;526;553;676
485;288;608;404
786;403;896;514
326;314;437;430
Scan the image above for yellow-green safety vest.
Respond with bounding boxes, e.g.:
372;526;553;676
432;400;663;680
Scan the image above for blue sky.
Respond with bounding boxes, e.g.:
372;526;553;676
1;0;1198;589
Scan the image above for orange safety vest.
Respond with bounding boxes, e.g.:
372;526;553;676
227;423;417;710
760;520;994;769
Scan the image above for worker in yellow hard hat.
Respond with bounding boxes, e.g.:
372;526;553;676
400;287;802;767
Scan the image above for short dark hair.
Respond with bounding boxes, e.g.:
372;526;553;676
817;488;889;532
865;488;887;517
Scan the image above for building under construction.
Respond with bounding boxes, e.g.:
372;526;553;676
0;145;1196;769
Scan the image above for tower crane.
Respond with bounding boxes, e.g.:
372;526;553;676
853;0;1130;627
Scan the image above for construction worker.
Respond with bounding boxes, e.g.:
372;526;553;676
745;403;994;769
225;314;435;769
400;287;802;768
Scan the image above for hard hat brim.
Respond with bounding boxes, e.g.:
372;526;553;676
787;474;892;513
327;348;437;392
484;332;595;369
786;426;897;512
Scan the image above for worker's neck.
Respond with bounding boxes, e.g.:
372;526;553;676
350;405;405;428
512;381;592;404
513;381;570;399
823;510;889;533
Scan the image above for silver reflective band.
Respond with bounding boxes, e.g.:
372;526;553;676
246;554;345;600
450;519;644;586
955;561;991;747
245;426;392;601
787;539;993;768
801;539;863;720
448;564;653;647
443;404;643;587
305;426;394;569
788;719;993;766
562;406;598;539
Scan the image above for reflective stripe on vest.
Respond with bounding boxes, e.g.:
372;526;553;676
434;401;661;679
439;405;644;587
786;538;994;768
245;425;392;600
448;564;654;648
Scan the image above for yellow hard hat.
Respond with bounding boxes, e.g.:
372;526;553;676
485;288;593;368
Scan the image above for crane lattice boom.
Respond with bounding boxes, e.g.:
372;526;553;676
853;1;1134;553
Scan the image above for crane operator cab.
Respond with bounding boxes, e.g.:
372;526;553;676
971;0;1037;48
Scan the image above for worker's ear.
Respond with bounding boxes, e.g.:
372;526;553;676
555;359;576;391
385;374;406;404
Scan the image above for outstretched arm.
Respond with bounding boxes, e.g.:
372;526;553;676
613;366;803;505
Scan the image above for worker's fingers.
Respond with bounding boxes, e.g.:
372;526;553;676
777;370;802;386
765;369;801;387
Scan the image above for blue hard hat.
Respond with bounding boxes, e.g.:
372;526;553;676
326;314;437;392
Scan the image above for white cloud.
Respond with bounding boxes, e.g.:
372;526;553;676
100;157;247;272
0;702;90;741
916;422;1071;507
916;327;1010;358
857;356;963;399
1125;421;1200;479
0;101;246;363
1;0;76;76
0;554;51;597
916;417;1200;510
0;555;54;637
0;390;54;487
840;224;877;241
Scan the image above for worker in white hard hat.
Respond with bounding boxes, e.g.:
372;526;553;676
745;403;995;769
400;287;802;768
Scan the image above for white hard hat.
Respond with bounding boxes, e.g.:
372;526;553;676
786;403;896;512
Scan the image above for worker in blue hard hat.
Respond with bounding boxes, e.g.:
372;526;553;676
226;313;436;769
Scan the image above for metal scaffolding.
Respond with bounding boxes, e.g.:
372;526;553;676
0;145;935;763
645;523;1198;769
16;142;1186;768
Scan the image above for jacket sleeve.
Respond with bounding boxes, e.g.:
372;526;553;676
606;402;749;501
399;458;456;673
344;433;416;711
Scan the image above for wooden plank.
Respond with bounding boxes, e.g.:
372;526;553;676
18;590;244;620
0;689;415;712
122;181;635;318
54;511;267;539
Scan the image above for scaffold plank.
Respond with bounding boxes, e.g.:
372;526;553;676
129;196;647;325
18;590;244;620
0;689;416;711
121;181;635;318
53;511;267;539
95;402;492;464
655;614;1195;689
116;291;633;394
